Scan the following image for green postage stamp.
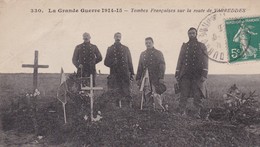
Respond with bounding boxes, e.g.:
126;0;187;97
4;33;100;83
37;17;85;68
225;16;260;63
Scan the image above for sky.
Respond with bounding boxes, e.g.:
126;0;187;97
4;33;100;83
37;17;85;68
0;0;260;74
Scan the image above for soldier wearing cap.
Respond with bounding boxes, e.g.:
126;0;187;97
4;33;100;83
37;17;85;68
104;32;134;107
136;37;166;111
175;27;208;118
72;32;102;86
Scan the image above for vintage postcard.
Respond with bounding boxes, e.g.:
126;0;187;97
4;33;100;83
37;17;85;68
0;0;260;146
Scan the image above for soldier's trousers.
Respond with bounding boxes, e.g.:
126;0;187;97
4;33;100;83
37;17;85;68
179;75;203;109
107;73;132;100
116;77;132;100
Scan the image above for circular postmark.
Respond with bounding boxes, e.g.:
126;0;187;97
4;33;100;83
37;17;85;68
197;12;228;63
197;12;246;63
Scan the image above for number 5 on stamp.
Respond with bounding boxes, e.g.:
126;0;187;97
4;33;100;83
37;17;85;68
225;17;260;63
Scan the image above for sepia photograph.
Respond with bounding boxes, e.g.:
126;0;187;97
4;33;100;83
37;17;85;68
0;0;260;146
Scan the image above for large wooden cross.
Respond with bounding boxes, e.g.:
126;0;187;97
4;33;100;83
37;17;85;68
81;74;103;121
21;50;49;134
22;50;49;91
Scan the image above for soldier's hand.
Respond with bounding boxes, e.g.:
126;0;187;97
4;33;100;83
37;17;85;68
79;64;83;68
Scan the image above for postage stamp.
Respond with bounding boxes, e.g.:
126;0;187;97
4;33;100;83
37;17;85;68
225;17;260;63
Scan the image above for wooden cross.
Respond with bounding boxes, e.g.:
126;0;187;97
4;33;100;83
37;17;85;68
22;50;49;91
21;50;48;134
81;74;103;121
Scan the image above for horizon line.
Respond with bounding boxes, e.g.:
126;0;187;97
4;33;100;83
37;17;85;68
0;72;259;75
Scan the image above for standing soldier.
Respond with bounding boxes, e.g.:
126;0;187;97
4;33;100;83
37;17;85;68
175;27;208;118
104;32;134;107
72;32;102;86
136;37;166;111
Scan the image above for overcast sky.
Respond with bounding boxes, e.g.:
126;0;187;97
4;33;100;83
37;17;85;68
0;0;260;74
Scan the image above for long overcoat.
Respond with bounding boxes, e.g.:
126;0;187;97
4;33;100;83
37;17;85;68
104;43;134;91
136;48;165;86
72;42;102;76
175;41;208;98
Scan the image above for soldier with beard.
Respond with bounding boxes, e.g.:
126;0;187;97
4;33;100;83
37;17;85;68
72;32;102;87
104;32;134;107
175;27;209;118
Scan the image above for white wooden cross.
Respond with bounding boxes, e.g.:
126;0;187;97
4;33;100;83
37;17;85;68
81;74;103;121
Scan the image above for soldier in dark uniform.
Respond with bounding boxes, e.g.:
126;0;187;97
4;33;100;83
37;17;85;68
72;32;102;86
175;27;208;118
136;37;166;110
104;32;134;107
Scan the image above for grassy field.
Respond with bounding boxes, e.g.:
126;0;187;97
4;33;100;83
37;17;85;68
0;73;260;146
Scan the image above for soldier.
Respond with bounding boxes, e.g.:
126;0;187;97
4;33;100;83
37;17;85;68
72;32;102;86
175;27;208;118
136;37;166;111
104;32;134;107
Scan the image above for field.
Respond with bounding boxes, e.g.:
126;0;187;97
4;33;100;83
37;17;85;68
0;73;260;146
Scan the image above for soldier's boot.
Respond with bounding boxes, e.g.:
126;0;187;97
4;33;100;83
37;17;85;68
178;96;189;116
194;97;203;119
